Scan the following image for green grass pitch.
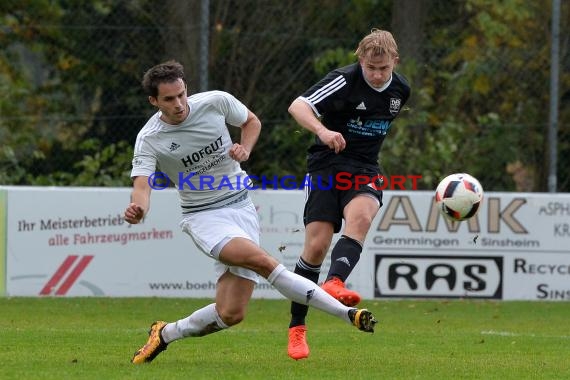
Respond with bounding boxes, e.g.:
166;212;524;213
1;297;569;379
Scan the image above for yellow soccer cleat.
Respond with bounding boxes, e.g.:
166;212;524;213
349;309;377;333
131;321;168;364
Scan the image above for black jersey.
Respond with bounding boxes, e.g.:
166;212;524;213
299;62;410;171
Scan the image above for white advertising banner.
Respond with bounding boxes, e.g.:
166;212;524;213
361;192;570;301
1;187;569;300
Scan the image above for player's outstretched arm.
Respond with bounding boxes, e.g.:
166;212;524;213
288;98;345;153
229;110;261;162
125;176;151;224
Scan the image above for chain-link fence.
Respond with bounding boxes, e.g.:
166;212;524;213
1;0;569;191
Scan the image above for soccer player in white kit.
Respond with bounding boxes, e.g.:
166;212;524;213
125;60;377;363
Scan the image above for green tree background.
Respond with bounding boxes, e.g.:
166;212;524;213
1;0;568;191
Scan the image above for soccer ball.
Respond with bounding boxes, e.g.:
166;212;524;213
435;173;483;221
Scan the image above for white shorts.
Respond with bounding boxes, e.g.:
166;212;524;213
179;197;260;284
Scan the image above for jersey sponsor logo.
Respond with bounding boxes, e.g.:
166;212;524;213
180;135;223;167
356;101;367;110
169;142;180;152
374;254;503;299
347;117;392;137
389;98;402;115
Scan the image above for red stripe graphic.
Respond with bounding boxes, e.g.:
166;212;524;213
40;255;78;295
40;255;94;296
55;256;94;295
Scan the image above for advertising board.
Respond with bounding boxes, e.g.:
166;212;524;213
2;187;568;300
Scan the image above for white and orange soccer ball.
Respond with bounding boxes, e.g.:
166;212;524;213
435;173;484;222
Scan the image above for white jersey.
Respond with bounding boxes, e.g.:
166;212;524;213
131;90;251;213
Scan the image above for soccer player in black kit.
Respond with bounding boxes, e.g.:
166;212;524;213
286;28;411;360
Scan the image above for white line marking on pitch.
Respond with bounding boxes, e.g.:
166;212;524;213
481;330;570;339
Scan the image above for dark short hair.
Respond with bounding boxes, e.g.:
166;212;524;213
141;60;186;97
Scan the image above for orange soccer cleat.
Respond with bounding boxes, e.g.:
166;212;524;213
321;277;361;306
287;325;310;360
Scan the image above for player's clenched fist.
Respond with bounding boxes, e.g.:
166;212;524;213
229;143;250;162
124;203;145;224
318;129;346;154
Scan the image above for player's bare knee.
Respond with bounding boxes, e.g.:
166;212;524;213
218;308;246;326
347;213;373;233
304;242;329;262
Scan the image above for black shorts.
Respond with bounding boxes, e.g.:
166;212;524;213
303;165;384;233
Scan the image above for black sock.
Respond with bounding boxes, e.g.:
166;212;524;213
289;257;321;328
326;235;362;282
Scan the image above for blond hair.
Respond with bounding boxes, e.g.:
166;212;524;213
355;28;399;59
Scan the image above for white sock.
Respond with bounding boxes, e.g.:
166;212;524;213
267;264;352;323
161;303;229;343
